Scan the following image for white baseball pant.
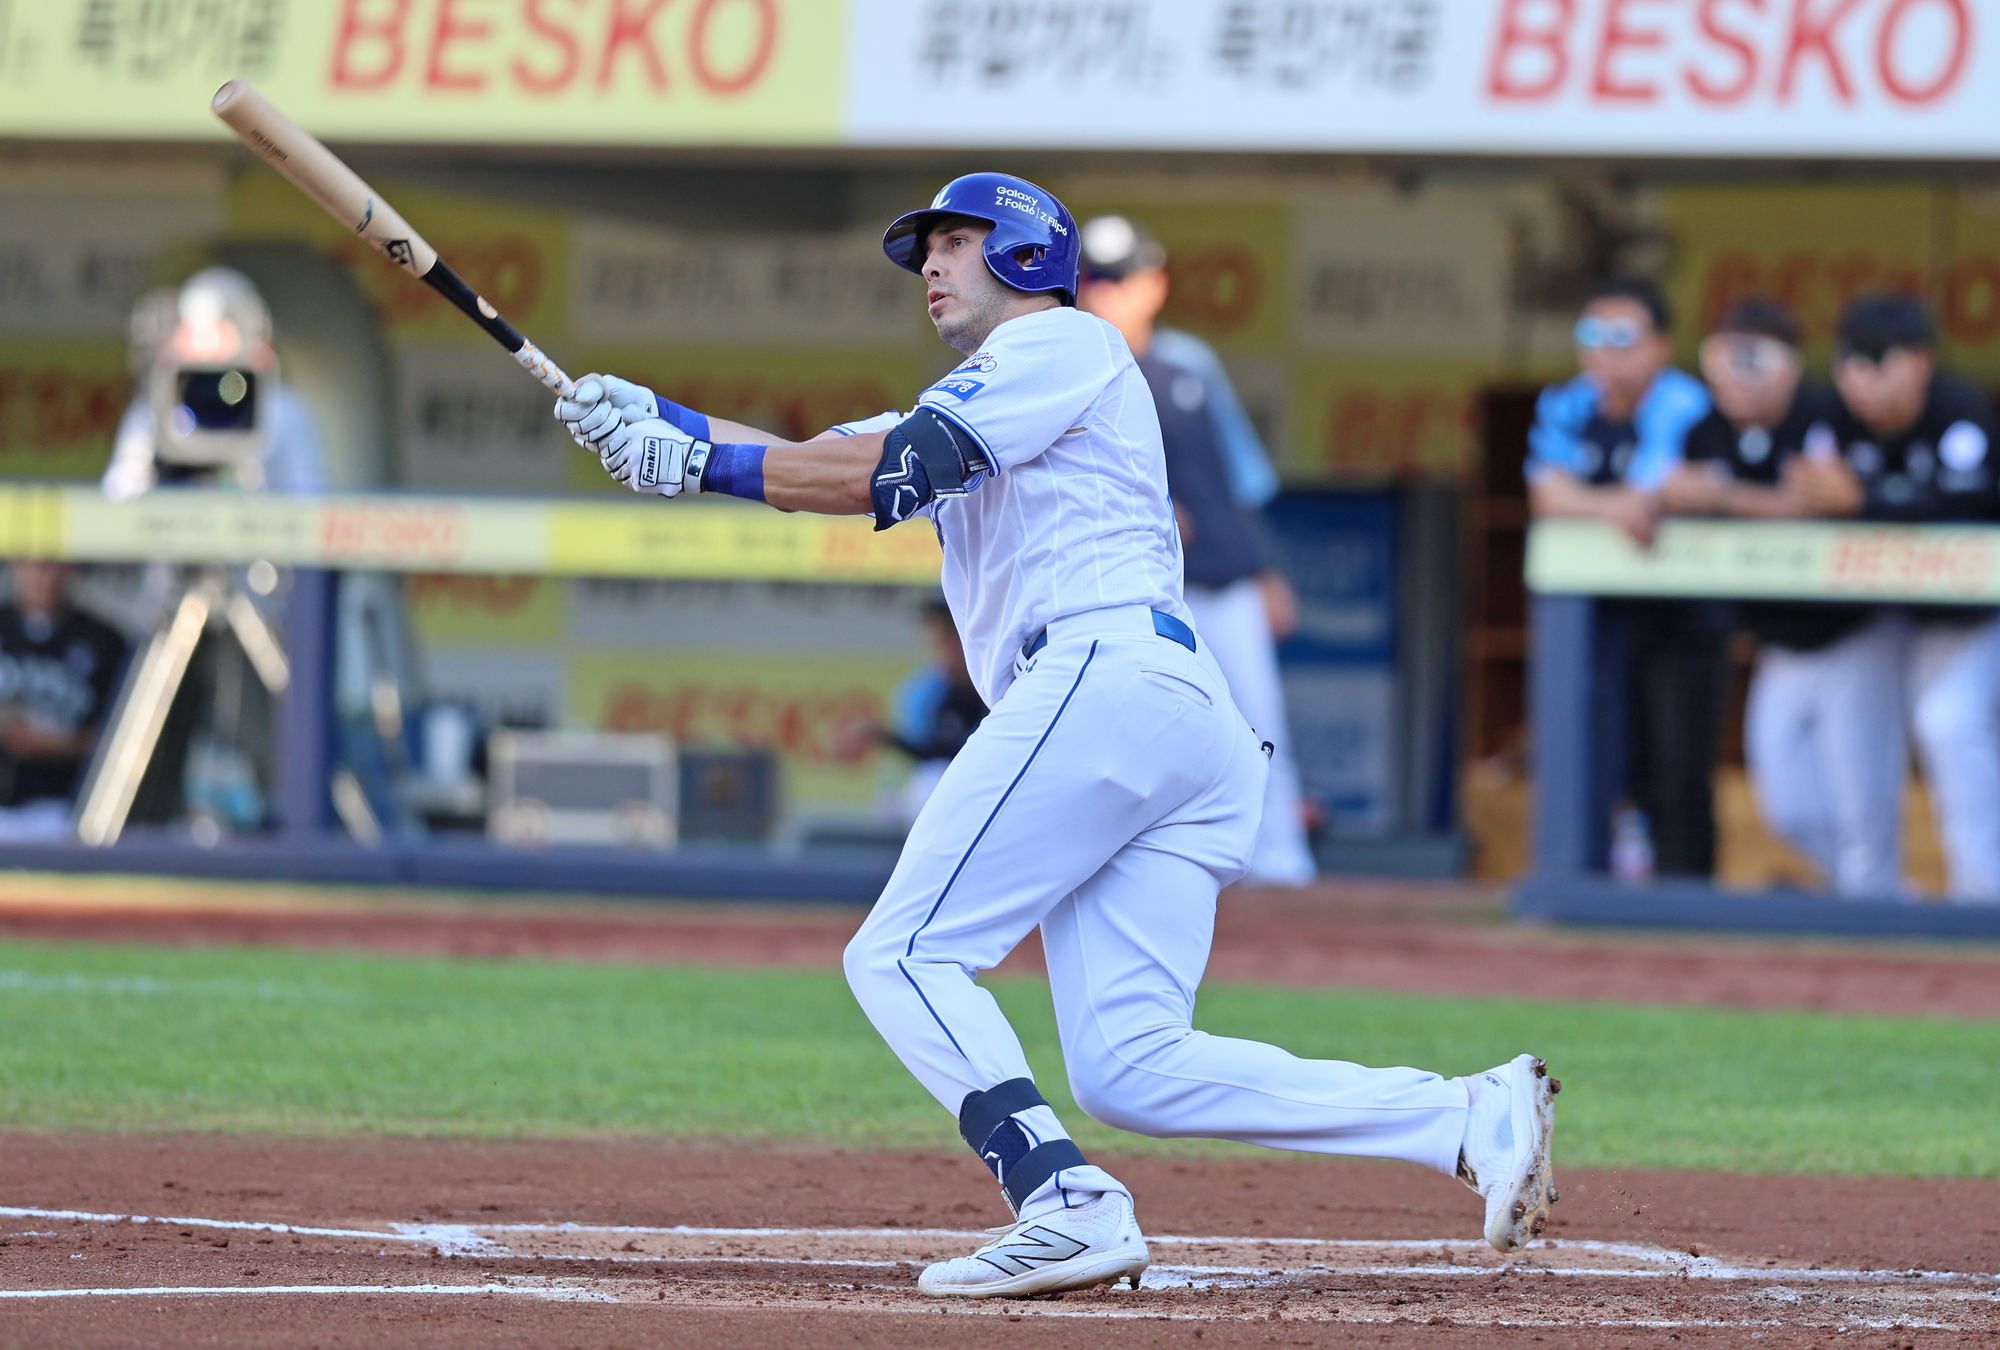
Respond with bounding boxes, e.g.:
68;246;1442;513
1908;612;2000;902
1183;577;1318;886
1745;611;1907;897
842;605;1468;1221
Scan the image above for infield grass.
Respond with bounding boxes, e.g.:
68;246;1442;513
1;938;1993;1177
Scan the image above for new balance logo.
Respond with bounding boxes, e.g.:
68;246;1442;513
975;1226;1089;1277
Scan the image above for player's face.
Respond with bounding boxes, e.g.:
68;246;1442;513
920;219;1018;353
1575;298;1669;412
1700;333;1800;427
1834;346;1932;435
11;561;69;615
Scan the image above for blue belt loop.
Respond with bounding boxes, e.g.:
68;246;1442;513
1022;609;1194;660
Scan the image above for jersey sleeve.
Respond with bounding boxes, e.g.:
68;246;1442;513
1626;369;1711;491
1524;378;1593;481
913;313;1117;473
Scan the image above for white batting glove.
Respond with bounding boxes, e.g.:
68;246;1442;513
555;373;657;450
599;415;709;498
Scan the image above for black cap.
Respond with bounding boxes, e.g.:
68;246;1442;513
1837;293;1935;360
1585;276;1672;335
1715;296;1801;348
1079;215;1166;282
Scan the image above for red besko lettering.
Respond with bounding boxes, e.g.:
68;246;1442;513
598;0;673;91
1687;0;1760;103
1593;0;1672;102
1874;0;1970;104
515;0;585;93
427;0;492;91
332;0;410;88
1489;0;1574;99
1777;0;1865;102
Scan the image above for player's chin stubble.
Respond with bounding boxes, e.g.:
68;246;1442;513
934;288;1009;354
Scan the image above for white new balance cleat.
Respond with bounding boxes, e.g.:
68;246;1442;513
1458;1053;1561;1253
917;1191;1150;1298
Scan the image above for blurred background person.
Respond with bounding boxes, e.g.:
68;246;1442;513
1658;297;1901;896
1802;295;2000;902
1078;214;1317;886
1525;277;1718;877
0;561;128;841
881;596;988;828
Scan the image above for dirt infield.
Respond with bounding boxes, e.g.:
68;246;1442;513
3;877;2000;1017
2;1136;1997;1346
3;877;1998;1343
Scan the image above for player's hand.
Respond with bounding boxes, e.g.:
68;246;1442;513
555;373;658;449
1782;456;1863;517
599;415;705;498
1657;463;1726;516
1608;490;1660;548
1257;571;1300;642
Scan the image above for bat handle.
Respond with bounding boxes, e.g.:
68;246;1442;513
513;341;576;400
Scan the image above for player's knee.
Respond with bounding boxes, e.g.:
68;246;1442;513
841;921;898;1006
1066;1039;1184;1137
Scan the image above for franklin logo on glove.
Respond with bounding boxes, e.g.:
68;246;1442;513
640;437;664;490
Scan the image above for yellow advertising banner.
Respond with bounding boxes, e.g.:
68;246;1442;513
1662;185;1936;365
229;174;573;345
0;0;843;144
1288;360;1493;481
404;572;568;644
1528;520;2000;605
1062;195;1292;352
0;342;127;481
567;649;913;811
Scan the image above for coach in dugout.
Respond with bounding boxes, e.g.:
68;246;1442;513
0;562;128;841
1657;298;1902;897
1791;295;2000;902
1077;215;1318;886
1526;278;1718;878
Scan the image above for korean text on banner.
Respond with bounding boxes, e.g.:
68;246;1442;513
0;0;843;144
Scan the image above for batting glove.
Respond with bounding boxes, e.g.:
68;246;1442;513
555;373;657;450
599;415;709;498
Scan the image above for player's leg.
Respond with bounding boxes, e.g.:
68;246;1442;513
1813;613;1909;897
1744;644;1843;883
1630;614;1725;876
1183;578;1316;885
1906;615;2000;900
1041;712;1556;1252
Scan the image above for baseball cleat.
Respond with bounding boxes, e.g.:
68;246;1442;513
917;1191;1150;1298
1458;1053;1561;1254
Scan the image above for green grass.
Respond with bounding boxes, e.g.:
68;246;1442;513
0;939;1992;1177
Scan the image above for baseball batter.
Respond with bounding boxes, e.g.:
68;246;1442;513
554;174;1559;1297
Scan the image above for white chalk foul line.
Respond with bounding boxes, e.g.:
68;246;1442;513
7;1203;1996;1295
0;1282;613;1303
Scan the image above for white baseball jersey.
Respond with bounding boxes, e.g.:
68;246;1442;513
828;307;1185;707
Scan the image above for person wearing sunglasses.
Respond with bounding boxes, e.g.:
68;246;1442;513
1527;278;1720;879
1658;298;1902;897
1805;295;2000;902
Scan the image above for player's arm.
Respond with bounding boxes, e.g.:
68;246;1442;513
581;406;992;529
1529;471;1659;545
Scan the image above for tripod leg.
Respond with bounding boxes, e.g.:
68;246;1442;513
75;583;216;846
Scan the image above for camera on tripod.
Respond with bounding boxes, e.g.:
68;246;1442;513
131;267;277;486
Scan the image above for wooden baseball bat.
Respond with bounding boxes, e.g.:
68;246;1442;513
210;78;574;398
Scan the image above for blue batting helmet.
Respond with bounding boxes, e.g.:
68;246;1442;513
882;173;1079;306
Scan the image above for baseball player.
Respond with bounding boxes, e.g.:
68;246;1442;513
1657;298;1902;895
554;174;1558;1297
1810;295;2000;901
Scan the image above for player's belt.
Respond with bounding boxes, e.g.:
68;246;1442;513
1021;608;1196;660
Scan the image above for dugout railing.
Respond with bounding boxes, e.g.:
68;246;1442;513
1522;518;2000;940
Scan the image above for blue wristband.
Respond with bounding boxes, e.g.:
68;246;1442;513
699;443;766;503
653;394;711;441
